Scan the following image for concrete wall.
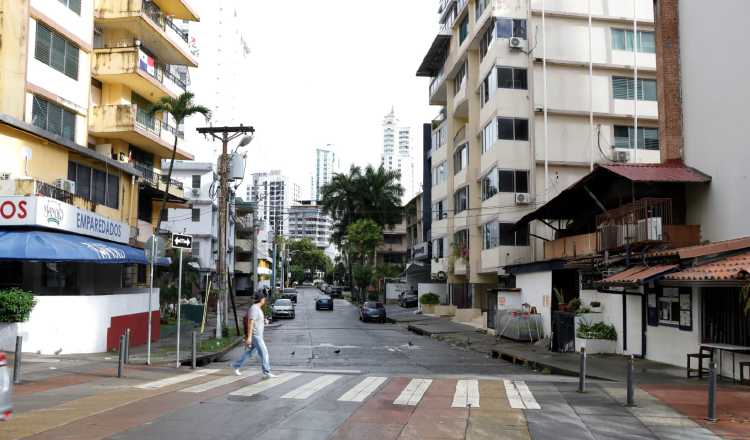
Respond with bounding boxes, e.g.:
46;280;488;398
515;271;553;336
679;0;750;242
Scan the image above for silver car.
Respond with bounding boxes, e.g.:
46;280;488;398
0;352;11;421
271;299;295;319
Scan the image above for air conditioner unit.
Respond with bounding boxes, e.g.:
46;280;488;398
191;188;200;196
515;192;531;205
509;37;526;50
54;178;76;194
614;150;630;163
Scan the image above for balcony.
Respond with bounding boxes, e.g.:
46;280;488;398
89;104;192;161
544;232;598;259
235;238;252;253
3;178;94;212
150;0;198;20
95;0;197;67
132;161;184;200
92;47;186;101
235;261;253;274
429;68;448;105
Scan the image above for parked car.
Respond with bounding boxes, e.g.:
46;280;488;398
400;292;418;308
359;302;387;323
281;288;298;303
0;352;11;421
315;295;334;311
319;283;329;293
271;298;295;319
328;286;343;298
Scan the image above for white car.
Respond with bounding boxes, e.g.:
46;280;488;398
0;352;12;421
271;299;295;319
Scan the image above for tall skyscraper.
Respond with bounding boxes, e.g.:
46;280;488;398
247;171;301;237
312;147;339;202
382;108;414;202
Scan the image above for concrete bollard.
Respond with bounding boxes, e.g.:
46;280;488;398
191;331;197;369
13;336;22;385
124;328;131;364
578;347;587;393
626;355;636;407
707;362;717;423
117;335;126;378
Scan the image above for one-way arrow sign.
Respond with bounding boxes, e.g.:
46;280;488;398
171;233;193;249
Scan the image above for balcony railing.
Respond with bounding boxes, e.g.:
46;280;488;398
133;161;183;190
596;198;673;251
429;67;445;97
143;0;189;43
134;106;184;140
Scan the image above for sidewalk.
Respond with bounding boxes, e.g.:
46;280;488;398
388;309;750;439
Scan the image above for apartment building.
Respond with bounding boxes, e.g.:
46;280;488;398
288;200;336;258
417;0;656;314
246;170;301;237
311;147;339;202
382;108;414;203
0;0;198;354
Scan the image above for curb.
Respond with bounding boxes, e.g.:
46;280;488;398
180;337;243;368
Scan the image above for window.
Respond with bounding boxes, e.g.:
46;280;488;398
453;187;469;213
191;208;200;222
433;200;446;220
612;77;657;101
499;222;529;246
483;222;499;249
496;18;527;39
498;169;529;193
432;123;447;150
612;29;656;53
58;0;81;14
497;117;528;141
614;126;659;150
384;234;402;245
458;16;468;44
475;0;490;20
34;23;79;79
480;68;496;106
192;175;201;188
43;263;77;289
32;96;76;141
432;237;445;259
432;161;448;186
454;61;467;95
497;67;528;90
482;168;498;200
454;229;469;249
453;144;468;174
658;287;681;325
479;20;494;60
482;120;495;153
67;161;120;208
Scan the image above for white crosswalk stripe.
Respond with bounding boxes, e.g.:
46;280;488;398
282;374;342;400
451;379;480;408
229;373;301;397
338;376;388;402
394;378;432;406
503;380;541;410
180;372;260;393
135;369;220;390
503;380;526;409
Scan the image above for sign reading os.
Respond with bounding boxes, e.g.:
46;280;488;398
0;199;28;220
171;233;193;250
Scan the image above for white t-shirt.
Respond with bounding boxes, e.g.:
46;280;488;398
249;304;264;339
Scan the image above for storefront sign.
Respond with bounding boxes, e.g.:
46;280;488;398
0;196;129;244
412;242;429;260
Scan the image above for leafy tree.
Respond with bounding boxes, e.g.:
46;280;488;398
346;219;383;265
374;263;404;280
287;238;332;281
148;92;211;235
352;264;374;294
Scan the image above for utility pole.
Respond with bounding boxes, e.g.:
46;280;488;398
196;125;254;339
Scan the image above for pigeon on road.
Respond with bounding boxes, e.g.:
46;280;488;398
333;349;341;354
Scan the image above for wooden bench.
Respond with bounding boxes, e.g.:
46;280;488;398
740;361;750;385
687;348;714;379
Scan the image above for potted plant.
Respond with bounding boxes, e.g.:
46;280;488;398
553;288;568;312
0;288;37;351
576;320;617;354
419;292;440;315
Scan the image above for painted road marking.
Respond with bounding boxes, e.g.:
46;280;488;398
338;376;388;402
135;369;220;390
180;372;260;393
394;378;432;406
282;374;342;400
503;380;525;409
451;379;480;408
229;373;300;397
514;381;541;409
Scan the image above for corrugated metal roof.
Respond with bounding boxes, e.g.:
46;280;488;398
600;265;678;286
599;163;711;183
663;252;750;282
648;236;750;259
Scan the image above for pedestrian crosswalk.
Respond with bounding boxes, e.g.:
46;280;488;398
136;369;541;411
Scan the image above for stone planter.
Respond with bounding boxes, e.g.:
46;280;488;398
434;305;456;317
0;322;19;352
575;337;616;354
420;304;436;315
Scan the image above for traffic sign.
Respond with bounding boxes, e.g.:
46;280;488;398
172;233;193;249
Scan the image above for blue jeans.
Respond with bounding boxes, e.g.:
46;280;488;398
231;335;271;374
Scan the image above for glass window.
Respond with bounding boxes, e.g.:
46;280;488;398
614;126;660;150
515;170;529;193
498;170;514;193
514;119;529;141
432;161;448;186
459;16;468;44
475;0;489;20
192;175;201;188
481;69;495;105
482;168;498;201
34;23;78;79
612;29;656;54
454;229;469;249
432;237;445;258
612;77;657;101
433;200;446;220
75;163;91;199
658;287;680;325
32;95;76;142
453;187;469;213
106;174;119;209
497;118;514;140
92;169;106;204
498;67;514;89
44;263;77;289
497;117;528;141
496;18;526;39
513;68;528;90
59;0;81;14
479;21;494;60
454;61;467;94
482;120;495;154
453;144;468;174
483;222;499;249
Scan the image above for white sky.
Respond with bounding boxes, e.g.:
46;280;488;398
187;0;440;200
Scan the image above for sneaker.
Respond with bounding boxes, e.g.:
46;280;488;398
233;368;242;376
263;372;278;379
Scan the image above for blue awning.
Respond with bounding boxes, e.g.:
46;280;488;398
0;230;170;265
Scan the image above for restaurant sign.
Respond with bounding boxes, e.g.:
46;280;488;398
0;196;129;244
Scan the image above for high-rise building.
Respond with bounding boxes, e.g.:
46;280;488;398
382;108;414;202
289;200;335;257
247;171;300;237
416;0;655;308
312;147;339;202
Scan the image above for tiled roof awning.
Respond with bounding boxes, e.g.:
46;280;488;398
598;163;711;183
647;236;750;259
663;252;750;283
600;265;678;287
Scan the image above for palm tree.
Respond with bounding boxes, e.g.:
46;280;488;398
148;92;211;235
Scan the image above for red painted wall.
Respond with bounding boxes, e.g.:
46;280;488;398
107;311;160;351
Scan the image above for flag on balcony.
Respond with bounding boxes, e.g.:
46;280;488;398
138;49;156;77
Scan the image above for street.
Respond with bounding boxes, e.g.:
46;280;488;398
2;287;722;440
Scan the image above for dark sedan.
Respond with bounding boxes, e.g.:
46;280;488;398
400;292;418;308
281;288;298;303
359;302;386;323
315;295;334;311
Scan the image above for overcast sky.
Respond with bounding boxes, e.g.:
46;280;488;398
188;0;440;199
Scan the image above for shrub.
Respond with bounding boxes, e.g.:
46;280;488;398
0;288;37;323
568;297;581;312
577;321;617;340
419;293;440;305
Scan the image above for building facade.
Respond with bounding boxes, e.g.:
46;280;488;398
246;170;300;237
417;0;656;314
311;147;339;202
382;108;414;202
0;0;199;354
288;200;335;256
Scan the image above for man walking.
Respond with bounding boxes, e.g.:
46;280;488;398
232;292;277;378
